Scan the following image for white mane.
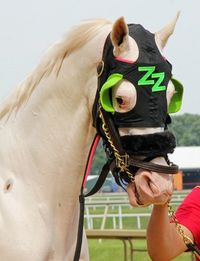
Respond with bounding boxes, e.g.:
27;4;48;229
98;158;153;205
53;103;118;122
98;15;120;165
0;19;111;119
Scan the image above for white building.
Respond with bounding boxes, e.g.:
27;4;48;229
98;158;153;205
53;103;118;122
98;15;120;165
169;146;200;189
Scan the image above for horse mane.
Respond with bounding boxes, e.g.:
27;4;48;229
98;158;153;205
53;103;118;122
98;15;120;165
0;18;112;119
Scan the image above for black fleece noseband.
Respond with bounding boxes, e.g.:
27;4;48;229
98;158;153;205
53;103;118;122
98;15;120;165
121;131;176;158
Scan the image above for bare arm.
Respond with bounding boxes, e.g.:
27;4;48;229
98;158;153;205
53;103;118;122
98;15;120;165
147;204;193;261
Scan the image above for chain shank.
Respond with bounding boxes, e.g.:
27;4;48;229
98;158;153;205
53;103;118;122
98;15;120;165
99;109;134;182
168;203;200;259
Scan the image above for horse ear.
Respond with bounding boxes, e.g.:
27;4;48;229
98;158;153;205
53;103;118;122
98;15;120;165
155;12;180;50
111;16;129;56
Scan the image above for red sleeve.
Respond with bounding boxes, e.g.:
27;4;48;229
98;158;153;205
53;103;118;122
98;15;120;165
175;187;200;249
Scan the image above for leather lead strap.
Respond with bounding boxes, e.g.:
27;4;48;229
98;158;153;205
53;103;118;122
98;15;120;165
186;243;200;259
73;162;111;261
73;189;85;261
101;109;125;155
129;158;179;174
84;161;110;197
73;134;110;261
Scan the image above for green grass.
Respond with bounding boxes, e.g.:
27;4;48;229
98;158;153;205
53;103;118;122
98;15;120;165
88;239;193;261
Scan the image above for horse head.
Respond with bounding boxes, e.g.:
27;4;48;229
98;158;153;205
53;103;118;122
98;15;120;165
93;14;183;206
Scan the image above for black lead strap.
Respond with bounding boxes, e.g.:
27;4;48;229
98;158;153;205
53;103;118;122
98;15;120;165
73;130;112;261
73;188;85;261
73;161;111;261
187;243;200;260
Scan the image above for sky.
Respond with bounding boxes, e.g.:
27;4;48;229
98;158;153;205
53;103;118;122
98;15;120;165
0;0;199;115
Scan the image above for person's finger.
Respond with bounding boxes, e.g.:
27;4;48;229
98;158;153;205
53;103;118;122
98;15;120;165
135;171;158;203
127;182;141;207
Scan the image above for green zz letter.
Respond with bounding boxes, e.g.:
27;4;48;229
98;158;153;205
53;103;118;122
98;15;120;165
138;66;166;92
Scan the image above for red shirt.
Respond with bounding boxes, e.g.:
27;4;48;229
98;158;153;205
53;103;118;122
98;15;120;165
175;187;200;259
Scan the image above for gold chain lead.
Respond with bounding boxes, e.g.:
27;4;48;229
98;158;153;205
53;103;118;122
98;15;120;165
168;203;200;260
99;108;134;182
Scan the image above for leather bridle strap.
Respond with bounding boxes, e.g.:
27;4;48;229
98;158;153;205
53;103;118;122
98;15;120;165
186;242;200;259
73;161;111;261
73;188;85;261
128;158;179;174
99;108;125;155
109;157;178;177
84;162;110;197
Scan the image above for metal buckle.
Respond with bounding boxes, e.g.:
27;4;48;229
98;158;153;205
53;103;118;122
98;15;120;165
116;154;129;171
97;61;104;77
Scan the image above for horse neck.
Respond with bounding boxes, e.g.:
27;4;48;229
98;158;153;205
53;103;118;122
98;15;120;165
3;45;107;202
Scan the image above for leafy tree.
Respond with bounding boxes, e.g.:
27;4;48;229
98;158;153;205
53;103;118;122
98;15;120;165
170;113;200;146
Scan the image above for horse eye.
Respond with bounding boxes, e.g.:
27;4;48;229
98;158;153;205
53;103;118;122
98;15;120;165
116;97;123;105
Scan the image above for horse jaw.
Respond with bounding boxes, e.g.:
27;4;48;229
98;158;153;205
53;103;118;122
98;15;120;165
155;12;180;50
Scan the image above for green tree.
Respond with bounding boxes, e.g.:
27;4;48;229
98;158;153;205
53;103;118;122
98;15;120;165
170;113;200;146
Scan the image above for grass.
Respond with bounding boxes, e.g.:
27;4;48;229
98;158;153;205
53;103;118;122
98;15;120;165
88;239;192;261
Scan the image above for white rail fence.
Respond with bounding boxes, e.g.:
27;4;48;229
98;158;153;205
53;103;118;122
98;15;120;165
85;208;150;230
85;191;189;203
84;190;190;230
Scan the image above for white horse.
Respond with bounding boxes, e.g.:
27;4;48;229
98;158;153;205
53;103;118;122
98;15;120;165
0;15;179;260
